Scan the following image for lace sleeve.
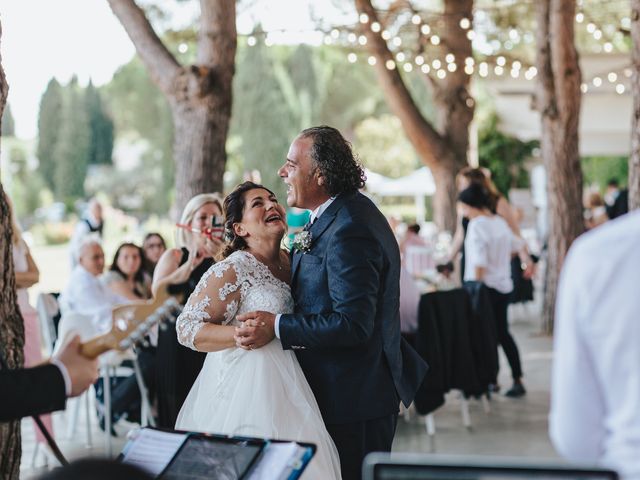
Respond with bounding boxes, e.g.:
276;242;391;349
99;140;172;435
175;258;243;350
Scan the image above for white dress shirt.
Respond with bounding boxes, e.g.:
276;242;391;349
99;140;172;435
551;211;640;479
59;265;127;335
463;215;521;293
274;197;335;339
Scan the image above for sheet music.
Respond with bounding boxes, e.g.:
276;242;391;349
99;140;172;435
121;429;188;476
247;442;305;480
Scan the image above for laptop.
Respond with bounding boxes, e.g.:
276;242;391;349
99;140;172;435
363;453;618;480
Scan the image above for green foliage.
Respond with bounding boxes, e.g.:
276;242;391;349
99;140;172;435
85;81;114;165
354;115;420;178
53;77;91;203
102;57;174;213
581;156;628;191
8;144;46;218
1;103;15;137
478;114;537;197
37;78;64;190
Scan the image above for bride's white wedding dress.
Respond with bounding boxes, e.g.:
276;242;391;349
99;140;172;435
174;250;341;479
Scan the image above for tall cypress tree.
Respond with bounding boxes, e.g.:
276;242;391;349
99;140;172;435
1;102;14;136
53;77;91;202
85;80;114;165
36;78;63;190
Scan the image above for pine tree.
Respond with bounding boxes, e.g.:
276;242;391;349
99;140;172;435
1;102;14;136
85;80;114;165
37;78;64;190
53;77;91;202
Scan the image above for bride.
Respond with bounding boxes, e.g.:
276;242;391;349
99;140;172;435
174;182;341;479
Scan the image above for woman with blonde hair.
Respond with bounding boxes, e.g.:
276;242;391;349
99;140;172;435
152;193;224;427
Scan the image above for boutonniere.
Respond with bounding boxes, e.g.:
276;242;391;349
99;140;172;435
292;231;313;253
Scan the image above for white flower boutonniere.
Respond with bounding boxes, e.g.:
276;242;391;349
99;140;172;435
292;231;313;253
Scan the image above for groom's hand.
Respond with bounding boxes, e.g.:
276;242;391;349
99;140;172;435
234;311;276;350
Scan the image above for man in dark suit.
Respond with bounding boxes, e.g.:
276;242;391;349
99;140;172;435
0;335;99;422
235;126;428;479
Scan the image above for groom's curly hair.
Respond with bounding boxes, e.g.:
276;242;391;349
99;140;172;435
299;126;366;196
218;181;278;260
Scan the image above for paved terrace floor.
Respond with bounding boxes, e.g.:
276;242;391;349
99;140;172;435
20;302;559;479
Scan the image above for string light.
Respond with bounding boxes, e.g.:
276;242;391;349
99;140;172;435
359;13;369;24
447;62;457;72
247;36;256;46
348;33;357;43
467;30;476;40
396;52;405;62
371;22;381;33
331;29;340;39
414;55;425;66
496;56;506;66
264;37;273;47
358;35;367;45
368;56;377;66
593;30;602;40
348;53;357;63
464;64;474;75
412;14;422;25
580;83;588;93
586;23;596;33
459;17;471;29
393;36;402;47
512;61;521;70
494;65;504;75
421;64;431;74
592;76;602;87
465;57;475;66
432;59;442;69
603;42;613;53
385;59;396;70
436;69;447;79
430;35;440;45
381;30;391;40
625;69;633;78
510;68;519;78
608;72;617;83
576;12;584;23
403;63;413;72
445;53;455;64
616;83;625;94
421;24;431;35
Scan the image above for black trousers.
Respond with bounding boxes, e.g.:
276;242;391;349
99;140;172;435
487;287;523;380
326;414;398;480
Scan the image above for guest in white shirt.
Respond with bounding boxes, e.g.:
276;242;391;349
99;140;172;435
59;237;126;335
459;183;526;398
551;211;640;479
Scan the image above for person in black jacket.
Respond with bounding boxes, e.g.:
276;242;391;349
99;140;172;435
0;335;98;422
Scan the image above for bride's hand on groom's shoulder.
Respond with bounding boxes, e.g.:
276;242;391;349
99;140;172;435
234;311;276;350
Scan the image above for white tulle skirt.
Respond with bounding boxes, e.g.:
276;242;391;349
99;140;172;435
175;339;341;480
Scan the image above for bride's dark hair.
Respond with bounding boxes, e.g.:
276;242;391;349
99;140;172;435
217;181;277;260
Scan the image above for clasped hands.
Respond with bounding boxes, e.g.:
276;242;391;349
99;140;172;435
234;311;276;350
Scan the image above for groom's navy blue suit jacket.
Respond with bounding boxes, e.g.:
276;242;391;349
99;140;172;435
279;191;428;425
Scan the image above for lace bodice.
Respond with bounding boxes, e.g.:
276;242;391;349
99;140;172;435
176;250;294;350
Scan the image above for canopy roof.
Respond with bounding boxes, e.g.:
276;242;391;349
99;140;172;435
365;167;436;197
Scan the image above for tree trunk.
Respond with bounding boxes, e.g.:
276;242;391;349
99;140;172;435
0;19;25;479
355;0;473;232
108;0;236;216
536;0;584;334
630;0;640;210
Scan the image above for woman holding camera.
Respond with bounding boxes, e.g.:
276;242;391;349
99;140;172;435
152;193;224;428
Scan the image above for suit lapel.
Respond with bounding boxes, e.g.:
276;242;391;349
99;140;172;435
290;193;352;283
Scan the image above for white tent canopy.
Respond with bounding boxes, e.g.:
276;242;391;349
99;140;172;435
365;167;435;224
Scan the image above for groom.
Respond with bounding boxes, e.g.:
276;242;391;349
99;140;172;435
236;126;427;479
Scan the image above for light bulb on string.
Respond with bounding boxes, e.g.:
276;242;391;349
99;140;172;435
576;12;584;23
616;84;625;94
412;14;422;25
264;37;274;47
323;36;332;45
509;29;519;41
608;72;617;83
510;69;519;78
368;56;377;66
415;55;425;66
421;24;431;35
586;23;596;33
348;53;358;63
459;18;471;29
494;65;504;76
247;36;256;47
331;29;340;39
403;63;413;73
604;43;613;53
446;53;455;63
382;30;391;40
447;63;457;72
393;36;402;47
359;13;369;24
396;52;405;62
592;76;602;87
348;33;357;43
430;35;440;45
358;35;367;45
464;64;474;75
512;61;521;70
371;22;381;33
465;57;475;66
593;30;602;40
496;56;506;66
580;83;588;93
436;69;447;79
421;64;431;74
625;68;633;78
467;30;476;41
432;59;442;69
385;59;396;70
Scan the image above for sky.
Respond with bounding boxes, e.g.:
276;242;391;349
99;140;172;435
0;0;350;140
